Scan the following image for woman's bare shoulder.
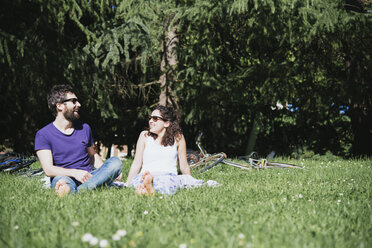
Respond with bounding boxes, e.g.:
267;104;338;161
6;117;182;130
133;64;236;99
139;130;149;140
176;133;185;144
140;130;148;136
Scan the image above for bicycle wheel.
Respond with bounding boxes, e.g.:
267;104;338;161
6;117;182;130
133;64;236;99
222;159;252;170
18;168;44;177
266;161;303;169
0;156;21;171
186;150;201;165
238;151;259;161
200;155;225;173
3;159;35;173
189;153;225;169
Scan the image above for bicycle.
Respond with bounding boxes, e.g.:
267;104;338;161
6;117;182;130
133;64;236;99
186;133;227;172
0;152;43;176
187;133;303;172
187;133;253;173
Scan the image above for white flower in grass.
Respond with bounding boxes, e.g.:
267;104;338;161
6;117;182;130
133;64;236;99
99;239;109;248
116;229;127;237
14;225;19;230
72;221;79;227
112;234;121;241
143;210;149;215
337;199;341;204
179;243;187;248
89;237;99;246
159;196;163;199
82;233;94;242
238;233;245;239
298;194;303;198
339;193;343;196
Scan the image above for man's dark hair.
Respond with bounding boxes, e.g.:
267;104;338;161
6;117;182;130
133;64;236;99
47;85;74;116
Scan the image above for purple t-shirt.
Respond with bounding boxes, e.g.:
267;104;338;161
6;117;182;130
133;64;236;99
34;121;94;172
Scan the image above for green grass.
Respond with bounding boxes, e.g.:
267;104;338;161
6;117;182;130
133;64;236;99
0;158;371;248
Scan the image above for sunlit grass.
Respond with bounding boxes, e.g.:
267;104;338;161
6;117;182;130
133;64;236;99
0;158;371;247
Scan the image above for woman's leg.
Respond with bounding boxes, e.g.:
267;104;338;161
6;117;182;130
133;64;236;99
136;183;148;195
139;171;155;196
152;173;179;195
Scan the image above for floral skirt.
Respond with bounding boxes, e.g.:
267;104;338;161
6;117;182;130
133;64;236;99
129;172;204;195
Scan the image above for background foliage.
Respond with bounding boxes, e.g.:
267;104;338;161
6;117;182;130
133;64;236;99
0;0;371;157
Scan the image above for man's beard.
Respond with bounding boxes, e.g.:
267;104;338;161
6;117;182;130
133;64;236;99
64;108;80;122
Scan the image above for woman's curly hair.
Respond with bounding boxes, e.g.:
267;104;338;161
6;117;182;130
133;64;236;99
148;105;183;146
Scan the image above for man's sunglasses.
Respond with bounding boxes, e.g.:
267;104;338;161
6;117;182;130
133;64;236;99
148;115;168;122
62;98;79;104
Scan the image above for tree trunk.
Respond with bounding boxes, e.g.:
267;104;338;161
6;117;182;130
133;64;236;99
158;17;178;108
345;50;372;156
350;104;372;156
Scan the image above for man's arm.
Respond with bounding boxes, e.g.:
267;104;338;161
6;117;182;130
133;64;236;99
87;146;122;181
36;149;92;183
87;146;104;169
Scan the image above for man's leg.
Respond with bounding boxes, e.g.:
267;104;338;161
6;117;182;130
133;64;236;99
51;176;79;197
77;157;122;192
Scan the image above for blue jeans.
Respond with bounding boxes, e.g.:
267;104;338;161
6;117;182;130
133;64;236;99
51;157;122;194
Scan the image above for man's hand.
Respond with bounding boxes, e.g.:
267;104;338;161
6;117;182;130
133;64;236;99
71;169;92;183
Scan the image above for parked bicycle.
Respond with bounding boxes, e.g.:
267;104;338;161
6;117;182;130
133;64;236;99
187;133;303;172
0;152;42;176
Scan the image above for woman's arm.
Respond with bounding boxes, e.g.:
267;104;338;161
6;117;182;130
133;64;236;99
178;134;191;175
126;131;147;184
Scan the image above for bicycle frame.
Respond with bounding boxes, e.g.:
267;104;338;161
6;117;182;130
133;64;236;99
188;132;226;169
195;132;208;157
188;132;303;172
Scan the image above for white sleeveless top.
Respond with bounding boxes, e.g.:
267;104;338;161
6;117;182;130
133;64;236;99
140;136;178;175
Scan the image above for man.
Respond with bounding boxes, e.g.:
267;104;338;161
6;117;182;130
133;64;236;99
35;85;122;197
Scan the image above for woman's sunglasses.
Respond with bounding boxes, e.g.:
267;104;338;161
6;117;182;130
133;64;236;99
148;115;168;122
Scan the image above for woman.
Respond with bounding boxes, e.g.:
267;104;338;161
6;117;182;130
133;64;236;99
126;105;200;195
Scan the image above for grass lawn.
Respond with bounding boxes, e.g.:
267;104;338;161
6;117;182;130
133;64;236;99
0;158;371;248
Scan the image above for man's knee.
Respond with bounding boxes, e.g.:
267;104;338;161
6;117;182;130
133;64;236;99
107;157;123;173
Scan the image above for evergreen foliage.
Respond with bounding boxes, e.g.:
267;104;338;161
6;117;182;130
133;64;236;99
0;0;371;157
